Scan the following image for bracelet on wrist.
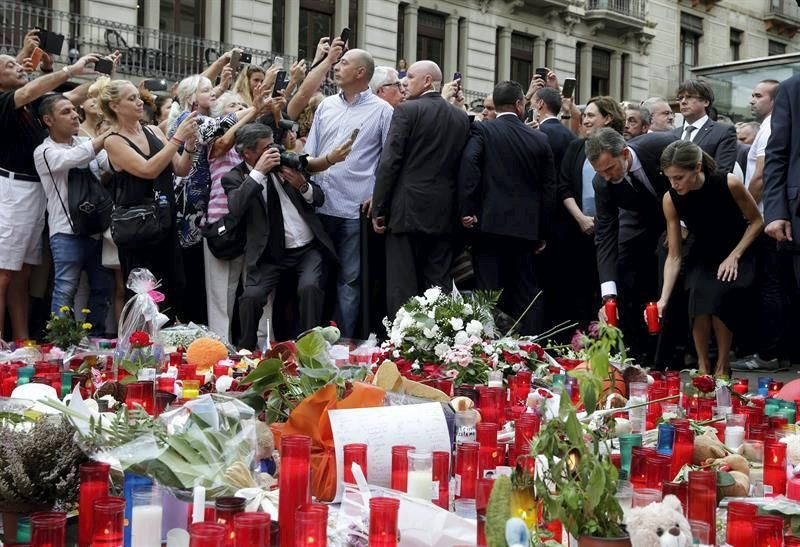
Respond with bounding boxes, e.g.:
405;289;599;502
561;115;571;119
300;182;310;193
61;66;73;78
171;137;185;147
325;154;333;165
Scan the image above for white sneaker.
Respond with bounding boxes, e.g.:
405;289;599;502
730;354;757;371
731;354;780;371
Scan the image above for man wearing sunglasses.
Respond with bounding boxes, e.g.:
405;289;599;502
369;66;404;107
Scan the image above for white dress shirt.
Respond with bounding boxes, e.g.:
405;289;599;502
680;115;708;142
745;114;771;214
248;166;315;249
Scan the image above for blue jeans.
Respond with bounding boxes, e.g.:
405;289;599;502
50;233;114;334
319;214;361;337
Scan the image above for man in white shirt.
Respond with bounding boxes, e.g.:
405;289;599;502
34;94;113;333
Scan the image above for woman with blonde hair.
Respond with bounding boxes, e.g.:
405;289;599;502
92;76;197;306
232;65;266;106
655;140;763;377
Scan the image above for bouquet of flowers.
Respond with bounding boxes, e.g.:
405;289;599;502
45;306;92;349
115;330;163;385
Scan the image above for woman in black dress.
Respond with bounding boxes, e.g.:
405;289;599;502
655;140;763;377
91;77;198;309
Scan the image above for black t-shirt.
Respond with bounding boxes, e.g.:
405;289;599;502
0;90;45;176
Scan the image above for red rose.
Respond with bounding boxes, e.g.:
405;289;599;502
268;341;299;376
692;375;715;394
395;358;414;374
520;343;545;360
422;363;445;378
129;331;151;348
502;351;524;365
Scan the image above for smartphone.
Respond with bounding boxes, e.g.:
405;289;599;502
190;101;199;113
143;79;168;92
271;70;287;97
94;58;114;75
240;52;252;64
272;56;284;69
340;27;351;46
30;47;43;70
350;128;360;142
230;50;241;70
298;49;306;63
535;67;548;80
525;109;534;123
35;28;65;55
454;71;462;89
562;77;576;99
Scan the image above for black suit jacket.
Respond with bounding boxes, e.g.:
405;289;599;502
594;131;678;285
373;93;471;234
672;118;737;173
458;114;556;241
221;162;337;270
764;73;800;283
538;117;575;170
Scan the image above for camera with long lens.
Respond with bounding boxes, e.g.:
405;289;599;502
268;143;309;173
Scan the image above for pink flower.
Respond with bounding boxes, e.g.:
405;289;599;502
571;329;585;352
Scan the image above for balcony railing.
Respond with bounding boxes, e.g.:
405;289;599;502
767;0;800;22
0;1;294;82
585;0;646;20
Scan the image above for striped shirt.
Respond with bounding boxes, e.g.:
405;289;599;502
207;147;242;224
305;88;394;219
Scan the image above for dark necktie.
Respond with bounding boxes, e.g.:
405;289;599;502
265;174;285;261
682;125;697;142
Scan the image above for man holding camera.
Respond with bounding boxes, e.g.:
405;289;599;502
223;123;336;350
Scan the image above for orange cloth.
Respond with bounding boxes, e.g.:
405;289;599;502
280;382;385;501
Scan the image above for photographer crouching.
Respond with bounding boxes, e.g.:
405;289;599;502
222;123;340;349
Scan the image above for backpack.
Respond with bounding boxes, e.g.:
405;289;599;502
43;149;113;236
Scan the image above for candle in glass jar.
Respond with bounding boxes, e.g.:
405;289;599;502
687;470;716;546
233;512;270;547
390;445;414;492
79;461;110;547
30;511;67;547
764;441;787;496
406;451;433;501
431;451;450;510
726;500;757;547
604;297;618;326
279;435;312;547
189;522;226;547
131;489;163;547
752;515;784;547
295;503;327;547
92;496;126;547
369;497;400;547
456;442;479;499
343;443;368;484
645;302;660;334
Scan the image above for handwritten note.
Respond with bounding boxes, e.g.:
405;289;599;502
328;402;452;502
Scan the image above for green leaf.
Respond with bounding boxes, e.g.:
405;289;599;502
119;375;137;385
242;358;283;384
296;367;336;381
564;412;583;447
592;352;609;380
585;463;605;511
296;331;326;360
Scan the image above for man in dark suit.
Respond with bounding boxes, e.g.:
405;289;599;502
223;123;337;349
764;75;800;287
458;81;556;334
672;79;737;173
372;60;470;315
532;87;574;169
589;128;678;359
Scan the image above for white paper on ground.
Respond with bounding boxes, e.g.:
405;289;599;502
327;402;452;502
397;496;476;546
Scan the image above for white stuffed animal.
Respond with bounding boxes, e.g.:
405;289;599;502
624;494;693;547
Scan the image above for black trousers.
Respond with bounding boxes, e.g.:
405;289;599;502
617;231;661;363
385;232;452;317
473;233;544;336
238;244;324;350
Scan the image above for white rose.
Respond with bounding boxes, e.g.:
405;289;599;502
424;286;441;303
414;295;427;305
434;343;450;358
450;318;464;331
412;361;421;371
466;320;483;336
463;304;473;316
454;331;469;346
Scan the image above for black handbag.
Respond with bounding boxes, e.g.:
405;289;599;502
110;197;172;248
201;213;246;260
43;150;113;236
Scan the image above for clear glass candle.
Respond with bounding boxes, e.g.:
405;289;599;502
131;488;163;547
406;451;433;501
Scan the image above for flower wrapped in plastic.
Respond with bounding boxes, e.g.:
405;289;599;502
44;392;257;500
114;269;169;381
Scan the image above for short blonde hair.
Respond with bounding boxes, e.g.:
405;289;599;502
88;76;133;123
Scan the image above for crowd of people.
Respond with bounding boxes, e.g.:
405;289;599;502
1;28;798;377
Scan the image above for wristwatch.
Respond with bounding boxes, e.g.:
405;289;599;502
299;182;310;193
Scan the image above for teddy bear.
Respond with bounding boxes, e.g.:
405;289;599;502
625;494;693;547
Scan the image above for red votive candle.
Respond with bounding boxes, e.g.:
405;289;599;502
630;446;655;490
343;443;368;484
215;497;246;547
604;297;618;326
670;423;694;479
665;371;681;397
662;482;688;515
786;534;800;546
478;386;501;425
432;451;450;509
157;376;176;393
233;512;270;547
726;500;757;547
278;435;312;547
511;371;532;405
788;477;800;501
190;522;227;547
687;470;717;546
390;445;414;492
295;504;328;547
92;496;126;547
753;515;785;547
515;414;540;458
125;381;145;410
456;441;480;499
645;302;660;334
476;478;495;546
764;441;787;496
476;422;499;476
645;453;672;490
79;461;110;547
169;352;183;367
30;511;67;547
369;497;400;547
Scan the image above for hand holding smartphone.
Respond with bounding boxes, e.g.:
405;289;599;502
561;77;576;99
94;58;114;75
271;70;288;97
230;50;242;71
30;47;43;70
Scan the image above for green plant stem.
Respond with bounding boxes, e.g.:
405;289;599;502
505;291;543;337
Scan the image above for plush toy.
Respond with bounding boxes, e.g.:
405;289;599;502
625;494;692;547
186;337;229;373
693;430;728;465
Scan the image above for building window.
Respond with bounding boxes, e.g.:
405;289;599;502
680;13;702;83
510;33;534;91
300;0;334;66
417;9;445;68
348;0;358;48
273;0;285;52
160;0;205;36
591;48;610;97
729;28;742;61
769;40;787;56
397;5;405;65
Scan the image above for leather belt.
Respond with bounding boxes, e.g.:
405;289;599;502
0;168;40;182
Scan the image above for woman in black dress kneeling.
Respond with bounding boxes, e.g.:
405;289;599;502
654;140;763;377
